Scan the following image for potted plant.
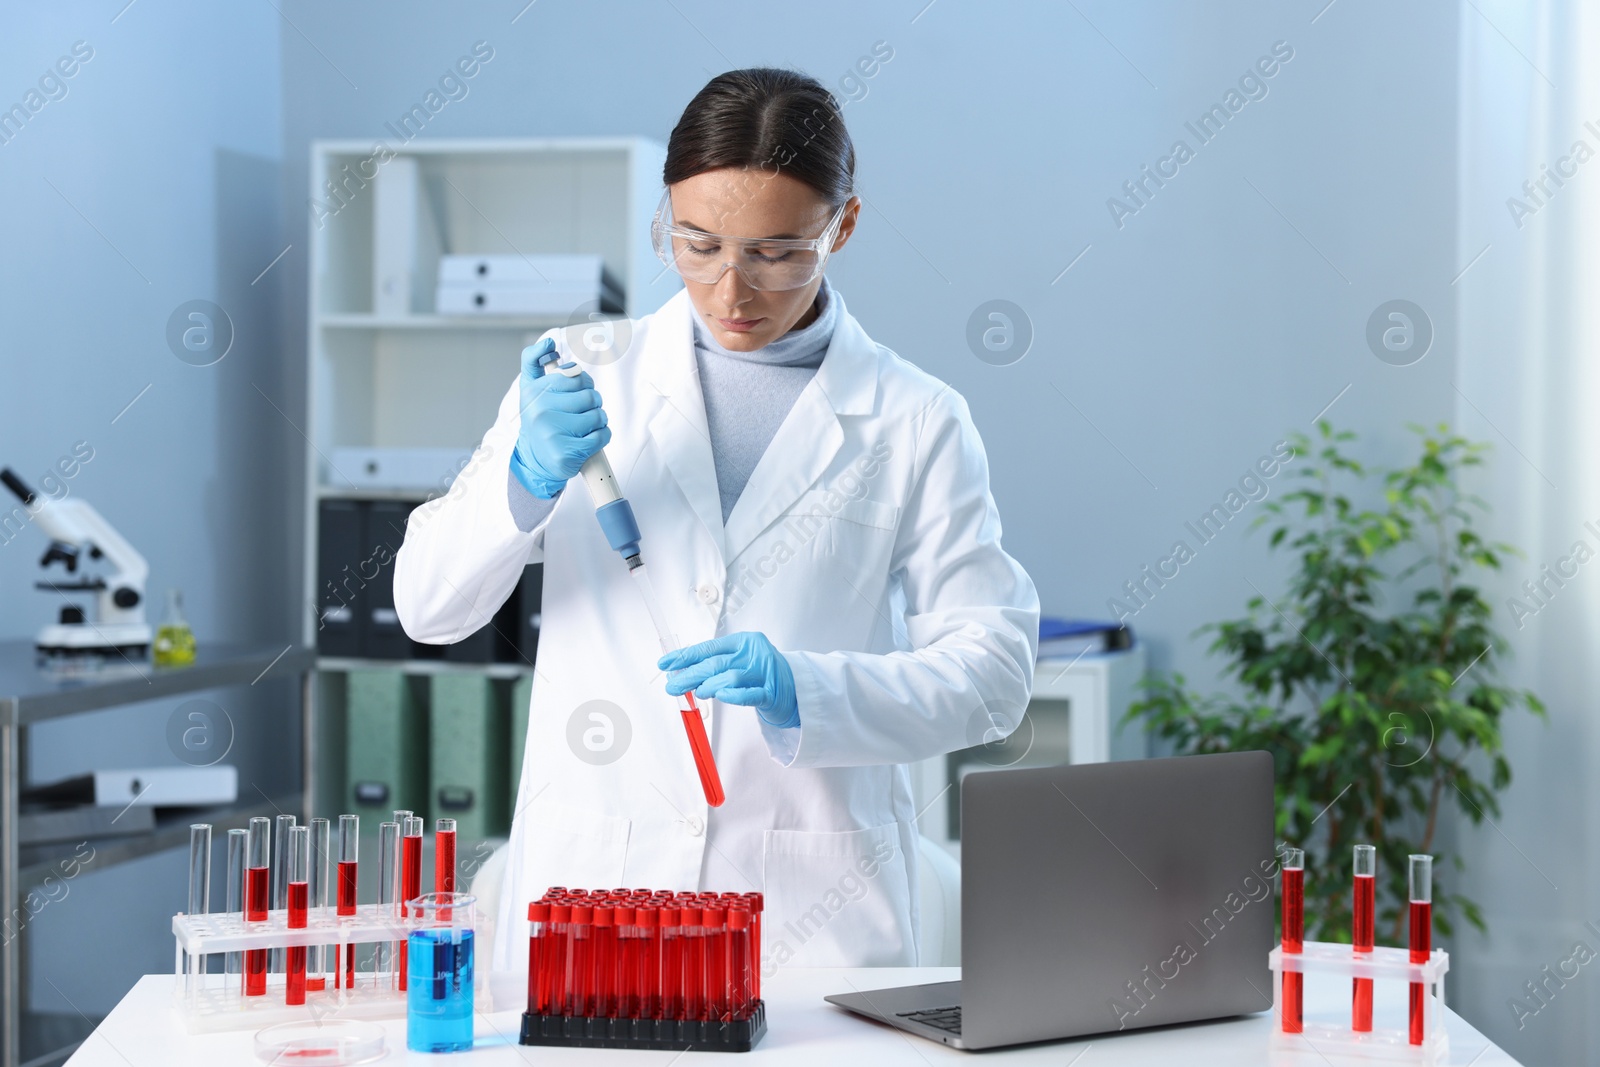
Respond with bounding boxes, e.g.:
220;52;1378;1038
1129;422;1543;942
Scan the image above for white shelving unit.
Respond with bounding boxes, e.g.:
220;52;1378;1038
302;136;674;650
301;138;674;821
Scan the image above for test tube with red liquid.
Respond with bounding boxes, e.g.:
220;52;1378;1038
1280;847;1303;1033
399;816;423;991
1352;844;1375;1031
615;904;637;1018
435;818;456;895
638;902;660;1018
337;814;359;989
1409;854;1433;1045
594;905;616;1017
729;905;752;1018
244;817;270;996
286;826;310;1005
527;902;549;1015
569;903;593;1016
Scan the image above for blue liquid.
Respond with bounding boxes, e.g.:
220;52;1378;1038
407;928;473;1053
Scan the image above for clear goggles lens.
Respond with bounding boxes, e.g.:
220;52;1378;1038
651;189;846;291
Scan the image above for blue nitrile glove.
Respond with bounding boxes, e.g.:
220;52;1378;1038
510;338;611;499
659;632;800;729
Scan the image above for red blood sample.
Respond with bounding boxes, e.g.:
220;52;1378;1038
527;902;547;1016
570;904;593;1017
637;904;660;1019
594;906;616;1017
399;830;421;992
337;859;357;989
548;901;571;1016
435;827;456;895
1281;860;1304;1034
286;881;308;1005
1353;873;1375;1031
679;694;726;807
682;905;704;1021
660;906;682;1020
244;865;269;996
706;905;728;1021
615;905;636;1018
1409;899;1432;1044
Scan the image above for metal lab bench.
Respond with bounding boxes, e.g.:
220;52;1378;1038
0;640;314;1067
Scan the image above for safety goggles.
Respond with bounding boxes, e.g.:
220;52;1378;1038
650;188;848;291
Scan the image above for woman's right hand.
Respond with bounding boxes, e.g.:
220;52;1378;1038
509;338;612;499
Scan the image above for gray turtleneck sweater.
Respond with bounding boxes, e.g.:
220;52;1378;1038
507;277;840;531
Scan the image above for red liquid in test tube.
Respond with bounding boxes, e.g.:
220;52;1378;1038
679;694;726;808
337;814;359;989
399;816;422;992
1409;854;1433;1045
1352;844;1375;1032
684;904;705;1021
1280;848;1304;1034
729;906;750;1018
286;825;310;1006
706;905;728;1021
570;904;593;1017
435;818;456;894
616;904;637;1018
660;905;682;1020
527;902;548;1016
244;816;270;997
594;906;615;1018
548;901;571;1016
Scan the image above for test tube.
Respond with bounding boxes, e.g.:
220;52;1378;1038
307;817;330;992
660;903;682;1020
1280;847;1304;1033
707;903;729;1021
186;824;211;981
527;901;549;1016
1352;844;1376;1031
435;818;456;895
286;825;310;1006
224;828;246;977
245;817;270;997
745;892;763;1003
729;906;751;1018
1409;854;1433;1045
570;902;594;1017
548;899;571;1017
399;816;423;992
271;813;295;972
615;903;637;1018
378;820;400;985
593;904;615;1017
337;814;359;989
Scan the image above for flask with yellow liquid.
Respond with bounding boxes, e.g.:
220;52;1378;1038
153;588;197;667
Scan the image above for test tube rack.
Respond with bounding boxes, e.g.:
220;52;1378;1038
170;904;495;1033
519;887;766;1053
1267;941;1450;1064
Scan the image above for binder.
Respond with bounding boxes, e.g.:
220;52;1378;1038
517;564;543;664
363;501;416;660
429;674;509;841
346;671;429;817
316;500;364;656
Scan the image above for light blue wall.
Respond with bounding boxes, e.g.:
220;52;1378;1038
0;0;287;1023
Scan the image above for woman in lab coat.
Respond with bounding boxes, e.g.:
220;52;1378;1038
394;68;1039;974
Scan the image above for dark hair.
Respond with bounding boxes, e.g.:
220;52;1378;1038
664;68;856;207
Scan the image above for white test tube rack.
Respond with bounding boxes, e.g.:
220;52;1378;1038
171;903;493;1033
1268;940;1450;1064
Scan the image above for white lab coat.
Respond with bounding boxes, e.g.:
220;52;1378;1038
393;286;1039;974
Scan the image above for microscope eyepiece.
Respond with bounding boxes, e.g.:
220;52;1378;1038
1;468;37;505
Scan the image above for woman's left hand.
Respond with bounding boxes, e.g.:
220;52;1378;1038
659;632;799;728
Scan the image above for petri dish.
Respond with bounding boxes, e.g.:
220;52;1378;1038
253;1019;387;1065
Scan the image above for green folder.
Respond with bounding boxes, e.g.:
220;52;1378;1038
509;674;532;815
429;674;510;841
346;670;428;818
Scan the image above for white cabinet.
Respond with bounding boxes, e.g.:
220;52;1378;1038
912;645;1148;858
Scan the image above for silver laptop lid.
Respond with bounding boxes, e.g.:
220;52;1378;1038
960;752;1276;1049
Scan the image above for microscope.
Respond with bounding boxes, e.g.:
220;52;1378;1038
2;468;152;662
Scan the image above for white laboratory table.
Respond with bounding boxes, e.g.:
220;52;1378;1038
65;967;1520;1066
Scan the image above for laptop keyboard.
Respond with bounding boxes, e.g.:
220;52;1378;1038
898;1006;962;1034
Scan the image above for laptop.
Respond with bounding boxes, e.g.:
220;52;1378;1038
825;752;1276;1049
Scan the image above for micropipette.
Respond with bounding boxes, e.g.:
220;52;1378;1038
528;340;725;808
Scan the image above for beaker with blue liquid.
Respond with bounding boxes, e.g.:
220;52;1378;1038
407;892;476;1053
